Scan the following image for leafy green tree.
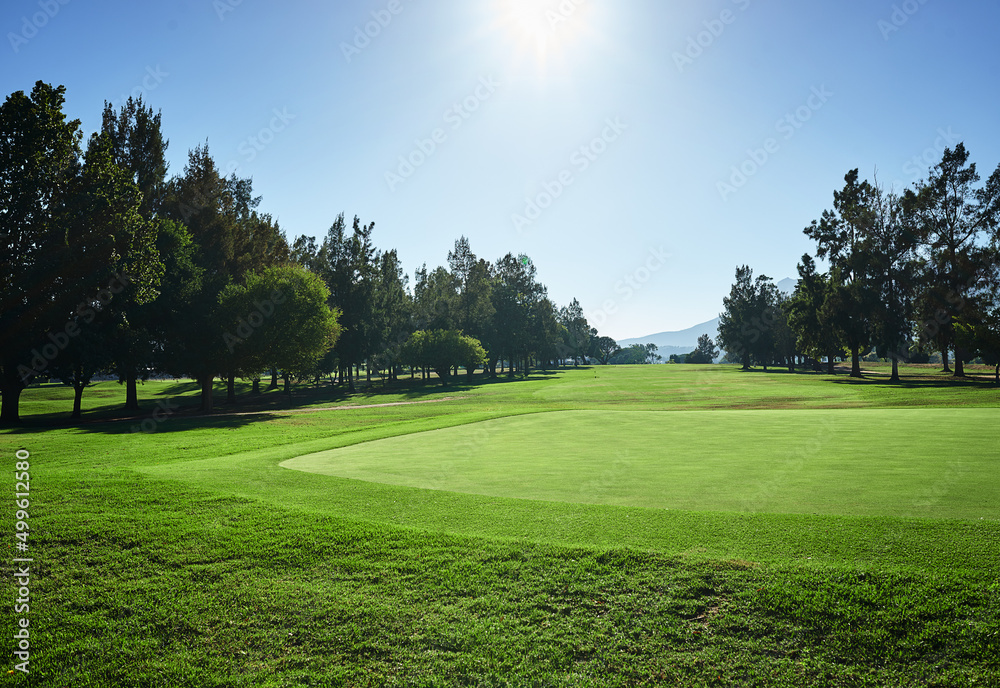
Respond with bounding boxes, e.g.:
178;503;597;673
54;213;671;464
1;83;160;422
589;334;620;365
609;344;649;365
0;82;83;424
401;330;486;382
219;265;341;396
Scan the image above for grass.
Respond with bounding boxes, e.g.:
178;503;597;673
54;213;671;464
281;408;999;518
2;364;999;686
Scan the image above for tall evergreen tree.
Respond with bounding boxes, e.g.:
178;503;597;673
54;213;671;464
910;144;1000;377
805;170;878;377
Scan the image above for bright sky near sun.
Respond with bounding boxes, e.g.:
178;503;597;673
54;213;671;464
3;0;1000;340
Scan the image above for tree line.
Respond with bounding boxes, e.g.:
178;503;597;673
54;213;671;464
718;144;1000;382
0;82;613;424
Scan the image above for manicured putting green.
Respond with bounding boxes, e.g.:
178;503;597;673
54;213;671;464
283;409;999;519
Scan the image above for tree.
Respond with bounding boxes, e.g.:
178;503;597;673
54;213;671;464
160;144;267;410
401;330;486;383
589;334;621;365
609;344;659;365
686;334;717;364
96;99;170;410
1;83;158;423
785;255;843;373
867;182;920;381
955;308;1000;383
449;238;494;345
489;254;545;377
804;170;878;377
911;144;1000;377
219;265;341;396
371;248;411;382
0;82;83;424
559;298;591;366
47;314;106;419
316;214;379;391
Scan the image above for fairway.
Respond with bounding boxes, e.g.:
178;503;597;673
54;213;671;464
283;408;1000;519
6;367;1000;686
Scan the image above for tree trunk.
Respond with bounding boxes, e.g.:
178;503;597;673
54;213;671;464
995;363;999;385
72;383;84;419
827;352;836;375
348;365;356;392
125;371;139;411
226;373;236;404
953;349;965;378
269;368;279;390
850;346;862;377
251;377;261;395
787;357;794;373
890;356;900;382
941;347;951;373
0;371;24;426
200;376;214;413
283;373;292;396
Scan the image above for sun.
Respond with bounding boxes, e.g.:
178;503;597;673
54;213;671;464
490;0;597;78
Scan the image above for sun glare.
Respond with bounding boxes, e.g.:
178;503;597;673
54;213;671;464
491;0;598;79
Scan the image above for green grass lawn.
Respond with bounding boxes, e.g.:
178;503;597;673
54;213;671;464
2;365;999;686
281;408;998;518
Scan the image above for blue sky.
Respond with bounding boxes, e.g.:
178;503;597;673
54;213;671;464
4;0;1000;340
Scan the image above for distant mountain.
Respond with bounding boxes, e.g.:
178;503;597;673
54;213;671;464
776;277;796;294
617;277;795;361
619;317;721;350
